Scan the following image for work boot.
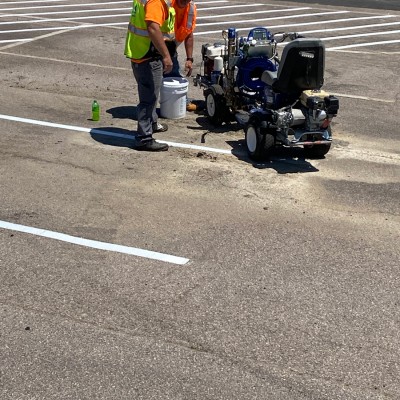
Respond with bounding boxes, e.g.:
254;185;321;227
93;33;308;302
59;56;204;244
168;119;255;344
135;136;169;152
152;122;168;133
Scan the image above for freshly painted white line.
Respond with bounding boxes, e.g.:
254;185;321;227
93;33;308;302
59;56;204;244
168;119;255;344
0;220;189;265
0;114;234;155
328;39;400;50
196;7;311;19
194;15;395;36
196;11;349;27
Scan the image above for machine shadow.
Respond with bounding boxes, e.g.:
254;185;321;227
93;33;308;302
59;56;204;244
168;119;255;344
227;140;320;174
194;115;243;134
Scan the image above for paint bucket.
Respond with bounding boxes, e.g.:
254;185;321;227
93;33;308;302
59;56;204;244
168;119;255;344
160;77;189;119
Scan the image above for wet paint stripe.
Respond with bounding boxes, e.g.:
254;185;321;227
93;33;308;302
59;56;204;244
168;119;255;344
0;220;189;265
0;113;233;155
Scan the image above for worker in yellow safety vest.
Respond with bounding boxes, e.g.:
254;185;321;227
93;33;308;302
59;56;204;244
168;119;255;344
124;0;176;152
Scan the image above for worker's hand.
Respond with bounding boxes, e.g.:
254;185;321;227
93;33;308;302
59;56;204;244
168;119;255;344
163;56;173;74
184;60;193;77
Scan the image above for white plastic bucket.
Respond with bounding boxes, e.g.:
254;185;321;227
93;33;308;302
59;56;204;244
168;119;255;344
160;77;189;119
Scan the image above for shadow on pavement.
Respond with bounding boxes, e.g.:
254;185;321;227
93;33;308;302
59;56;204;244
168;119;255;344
227;140;320;174
106;106;137;120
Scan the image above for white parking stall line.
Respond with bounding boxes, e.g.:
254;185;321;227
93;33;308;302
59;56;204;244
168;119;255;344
328;39;400;50
197;4;263;11
196;7;311;20
0;19;128;34
0;0;66;4
197;11;349;28
0;38;31;43
0;220;190;265
323;29;400;41
187;0;229;2
0;5;267;26
0;7;131;17
194;15;396;36
300;21;400;36
0;16;128;25
0;1;131;12
0;113;233;155
0;50;129;68
331;93;395;103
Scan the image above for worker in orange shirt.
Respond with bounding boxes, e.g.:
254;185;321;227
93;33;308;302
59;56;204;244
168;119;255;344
164;0;197;78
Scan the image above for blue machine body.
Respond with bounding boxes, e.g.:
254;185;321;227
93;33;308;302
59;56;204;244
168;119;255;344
234;27;277;93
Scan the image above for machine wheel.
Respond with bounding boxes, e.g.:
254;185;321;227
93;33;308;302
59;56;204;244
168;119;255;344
204;85;227;126
304;127;332;158
245;123;275;161
303;143;331;158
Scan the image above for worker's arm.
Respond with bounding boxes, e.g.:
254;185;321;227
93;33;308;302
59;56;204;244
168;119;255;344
147;21;173;74
183;32;194;76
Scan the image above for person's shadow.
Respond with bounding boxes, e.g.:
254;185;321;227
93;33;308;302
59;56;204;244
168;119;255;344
90;106;138;148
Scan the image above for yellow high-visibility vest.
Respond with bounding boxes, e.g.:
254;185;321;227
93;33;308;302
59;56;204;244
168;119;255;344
124;0;175;59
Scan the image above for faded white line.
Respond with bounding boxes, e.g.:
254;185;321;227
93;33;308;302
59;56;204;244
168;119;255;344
0;27;84;50
0;19;127;34
323;29;400;41
196;7;310;19
197;3;263;11
300;21;400;35
196;11;349;27
194;15;395;36
0;0;65;4
0;220;189;265
0;1;131;11
0;16;128;27
0;50;128;69
0;7;130;17
332;93;395;104
328;39;400;50
0;113;233;155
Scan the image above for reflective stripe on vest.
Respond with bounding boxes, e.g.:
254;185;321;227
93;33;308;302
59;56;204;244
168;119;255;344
124;0;175;59
128;22;174;40
174;2;196;43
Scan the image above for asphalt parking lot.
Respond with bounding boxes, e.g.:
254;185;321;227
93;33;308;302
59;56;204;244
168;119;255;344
1;0;399;399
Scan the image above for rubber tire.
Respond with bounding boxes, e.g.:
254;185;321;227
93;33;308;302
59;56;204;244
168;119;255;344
205;85;226;126
304;143;331;159
245;123;275;161
303;127;332;159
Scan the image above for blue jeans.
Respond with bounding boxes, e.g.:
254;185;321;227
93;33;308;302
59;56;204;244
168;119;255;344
131;58;163;137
